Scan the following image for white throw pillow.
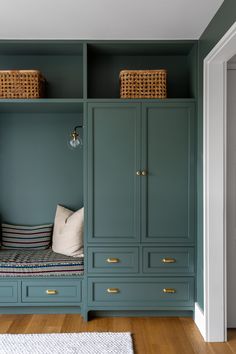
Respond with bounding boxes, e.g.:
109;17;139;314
52;205;84;257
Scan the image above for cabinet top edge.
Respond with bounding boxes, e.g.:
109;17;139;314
0;40;198;56
86;98;196;103
0;39;198;44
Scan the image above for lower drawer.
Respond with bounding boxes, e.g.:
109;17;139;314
88;277;194;307
22;280;82;303
0;281;18;303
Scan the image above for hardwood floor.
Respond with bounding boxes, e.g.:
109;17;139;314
0;314;235;353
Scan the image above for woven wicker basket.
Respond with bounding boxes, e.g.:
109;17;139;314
120;69;167;99
0;70;45;99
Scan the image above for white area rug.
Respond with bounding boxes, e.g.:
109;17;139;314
0;332;133;354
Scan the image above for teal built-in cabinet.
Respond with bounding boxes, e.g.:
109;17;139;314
0;40;197;319
85;101;195;319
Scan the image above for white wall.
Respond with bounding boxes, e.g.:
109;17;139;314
0;0;223;40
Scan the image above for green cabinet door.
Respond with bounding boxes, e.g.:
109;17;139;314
141;103;195;243
87;103;141;243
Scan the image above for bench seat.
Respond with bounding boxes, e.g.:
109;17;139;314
0;248;84;277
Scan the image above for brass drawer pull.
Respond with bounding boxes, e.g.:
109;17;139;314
141;170;148;176
163;288;176;294
162;257;176;264
106;258;120;263
46;289;58;295
107;288;120;294
136;171;141;176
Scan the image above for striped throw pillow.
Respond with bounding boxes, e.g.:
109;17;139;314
1;223;53;250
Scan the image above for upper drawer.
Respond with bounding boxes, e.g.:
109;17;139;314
88;247;139;273
143;247;194;274
0;281;18;303
22;280;82;303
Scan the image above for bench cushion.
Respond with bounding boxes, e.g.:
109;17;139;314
0;249;84;277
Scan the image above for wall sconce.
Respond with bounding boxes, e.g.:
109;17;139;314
69;125;83;148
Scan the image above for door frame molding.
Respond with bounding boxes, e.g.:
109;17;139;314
203;20;236;342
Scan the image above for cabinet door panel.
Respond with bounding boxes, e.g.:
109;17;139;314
142;103;195;242
88;103;141;242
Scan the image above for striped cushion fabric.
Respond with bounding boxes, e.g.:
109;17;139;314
1;223;53;250
0;249;84;276
0;248;84;276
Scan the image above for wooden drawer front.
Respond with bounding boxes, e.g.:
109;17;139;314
0;281;18;303
143;247;194;274
22;280;81;303
88;247;139;273
88;278;194;307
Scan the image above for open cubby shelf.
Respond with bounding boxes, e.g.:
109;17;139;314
0;40;197;103
87;41;197;99
0;41;84;99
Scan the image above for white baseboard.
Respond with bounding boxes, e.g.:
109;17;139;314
194;302;206;340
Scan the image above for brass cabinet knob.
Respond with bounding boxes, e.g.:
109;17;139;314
107;288;120;294
163;288;176;294
46;289;58;295
162;258;176;264
136;171;141;176
141;170;148;176
106;258;120;263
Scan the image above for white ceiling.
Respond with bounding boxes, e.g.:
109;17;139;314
0;0;224;40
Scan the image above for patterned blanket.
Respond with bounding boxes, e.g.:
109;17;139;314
0;248;84;277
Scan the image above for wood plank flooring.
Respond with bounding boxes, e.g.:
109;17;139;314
0;314;235;354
